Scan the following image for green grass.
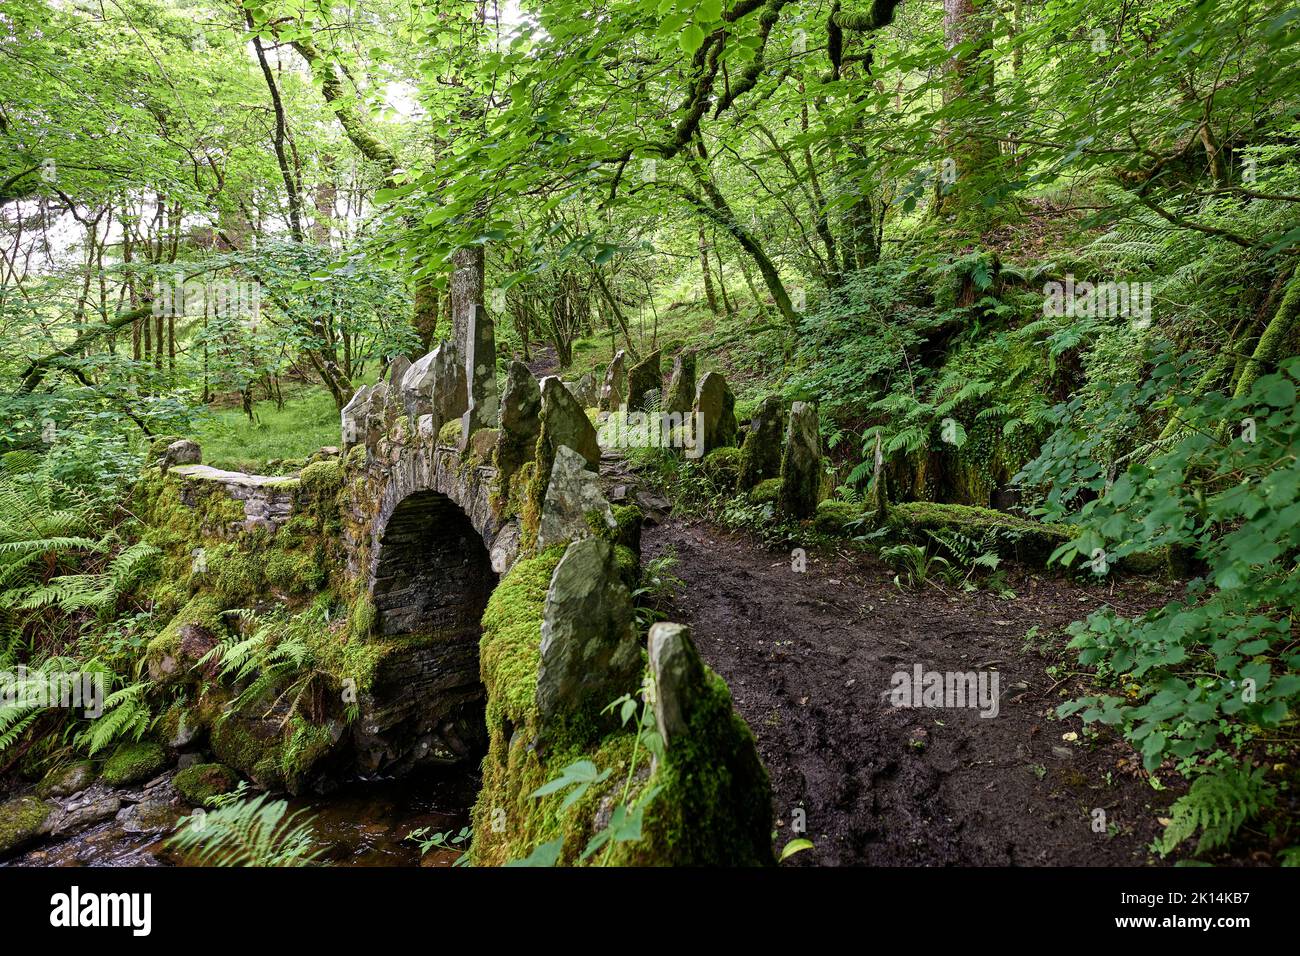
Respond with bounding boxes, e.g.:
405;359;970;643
192;386;341;474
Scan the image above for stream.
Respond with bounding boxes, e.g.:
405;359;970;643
5;767;478;868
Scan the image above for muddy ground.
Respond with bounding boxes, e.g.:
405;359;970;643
643;517;1186;867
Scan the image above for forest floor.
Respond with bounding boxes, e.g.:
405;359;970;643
642;517;1188;866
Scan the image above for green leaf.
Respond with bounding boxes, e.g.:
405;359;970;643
779;838;814;862
680;25;705;54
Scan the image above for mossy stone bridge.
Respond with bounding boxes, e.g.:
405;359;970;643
145;305;847;861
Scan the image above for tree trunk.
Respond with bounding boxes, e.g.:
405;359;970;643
699;228;719;313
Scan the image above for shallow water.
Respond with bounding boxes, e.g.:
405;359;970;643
9;768;478;868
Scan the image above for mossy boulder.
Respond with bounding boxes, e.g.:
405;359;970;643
173;762;239;806
813;500;866;535
887;501;1073;565
0;796;54;857
749;477;780;505
701;446;742;490
437;418;463;447
36;760;96;799
737;395;784;489
101;741;169;786
145;594;226;685
210;714;336;795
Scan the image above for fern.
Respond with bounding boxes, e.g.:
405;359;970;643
166;783;322;867
75;681;153;756
1159;767;1276;858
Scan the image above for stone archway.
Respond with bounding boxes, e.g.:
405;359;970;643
353;490;498;776
369;489;496;637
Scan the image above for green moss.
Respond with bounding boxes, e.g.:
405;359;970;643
613;544;640;592
813;500;865;535
438;418;463;446
519;433;553;552
479;547;565;729
701;446;742;489
348;593;376;641
0;796;54;856
280;715;335;786
298;459;343;499
210;544;261;605
749;477;780;505
146;594;226;684
887;501;1073;565
345;443;367;468
101;741;168;786
265;547;327;593
173;762;239;806
610;504;643;555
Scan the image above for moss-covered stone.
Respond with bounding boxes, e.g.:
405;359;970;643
887;501;1073;565
101;741;168;786
145;594;226;685
173;762;239;806
36;760;95;799
813;499;866;535
208;715;331;795
749;477;780;505
610;504;643;556
438;418;462;447
0;795;54;856
701;445;742;490
471;545;770;867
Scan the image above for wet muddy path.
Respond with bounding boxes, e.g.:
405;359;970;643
644;517;1183;866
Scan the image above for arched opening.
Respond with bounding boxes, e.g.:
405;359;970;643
356;490;497;776
370;490;496;637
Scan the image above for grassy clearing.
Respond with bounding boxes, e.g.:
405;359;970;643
192;386;341;474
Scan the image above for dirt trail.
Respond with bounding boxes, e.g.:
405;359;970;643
642;518;1181;867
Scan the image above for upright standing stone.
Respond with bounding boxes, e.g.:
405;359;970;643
737;395;784;489
777;401;821;518
450;245;484;353
694;371;738;455
663;350;696;415
536;537;641;740
540;376;601;469
495;361;542;508
537;445;617;551
460;304;498;452
625;349;662;412
429;341;468;438
341;384;373;449
568;372;598;408
162;439;202;473
364;381;389;451
400;349;437;420
387;355;411;389
647;622;709;748
600;349;627;411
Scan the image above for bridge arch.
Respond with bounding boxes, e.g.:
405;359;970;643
368;488;496;637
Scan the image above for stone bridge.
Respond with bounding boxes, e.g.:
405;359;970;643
155;302;826;790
